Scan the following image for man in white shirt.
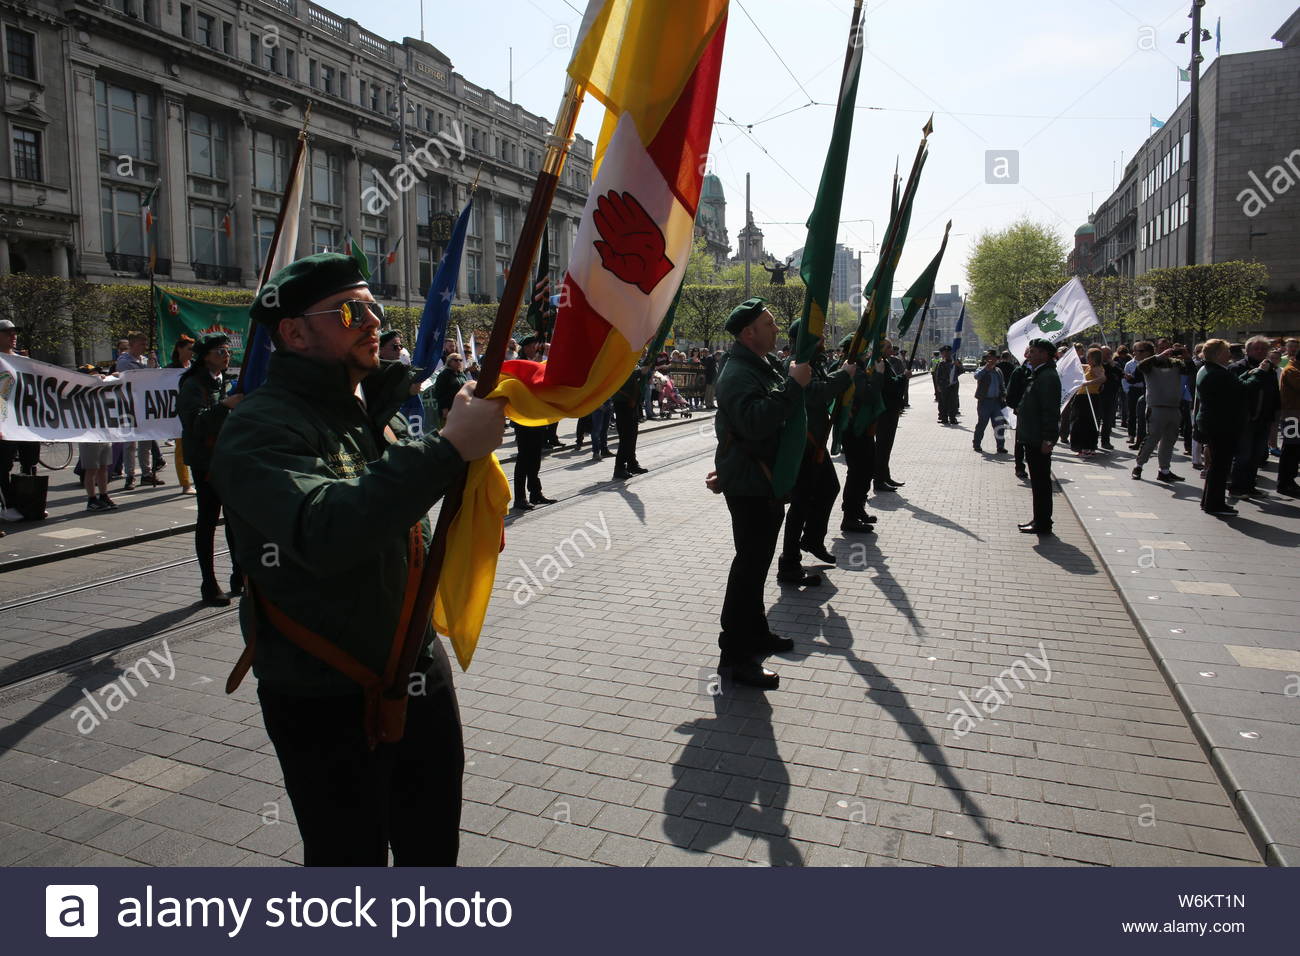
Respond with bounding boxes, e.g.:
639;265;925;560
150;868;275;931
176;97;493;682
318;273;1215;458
115;331;164;490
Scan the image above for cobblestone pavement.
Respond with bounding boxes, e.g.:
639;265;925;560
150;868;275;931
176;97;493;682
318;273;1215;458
0;389;1265;866
1052;423;1300;866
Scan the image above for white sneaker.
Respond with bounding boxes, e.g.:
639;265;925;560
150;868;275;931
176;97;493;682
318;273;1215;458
0;507;25;522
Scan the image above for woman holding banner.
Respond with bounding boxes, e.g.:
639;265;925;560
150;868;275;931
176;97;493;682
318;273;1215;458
178;333;244;605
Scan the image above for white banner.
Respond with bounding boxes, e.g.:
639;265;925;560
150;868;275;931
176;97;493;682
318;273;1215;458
1007;277;1101;361
0;353;182;443
1056;346;1088;409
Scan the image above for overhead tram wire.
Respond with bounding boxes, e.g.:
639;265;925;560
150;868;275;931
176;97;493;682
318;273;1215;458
734;0;819;109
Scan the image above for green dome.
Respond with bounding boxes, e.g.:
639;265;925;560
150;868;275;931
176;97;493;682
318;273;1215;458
1075;222;1097;237
702;174;725;202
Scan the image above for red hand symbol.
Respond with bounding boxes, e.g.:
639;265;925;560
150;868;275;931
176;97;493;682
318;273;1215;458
592;190;674;295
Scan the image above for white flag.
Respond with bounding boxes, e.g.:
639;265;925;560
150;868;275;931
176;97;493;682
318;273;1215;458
1055;346;1088;409
455;324;465;360
1007;277;1100;361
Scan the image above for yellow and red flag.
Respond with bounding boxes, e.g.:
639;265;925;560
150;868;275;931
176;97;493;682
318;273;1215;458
433;0;730;669
491;0;729;425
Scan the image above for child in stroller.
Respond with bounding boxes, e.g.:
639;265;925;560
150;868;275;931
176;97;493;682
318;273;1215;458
657;370;692;418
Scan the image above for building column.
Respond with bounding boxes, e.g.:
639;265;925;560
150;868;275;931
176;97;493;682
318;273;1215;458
401;170;419;306
232;114;256;286
343;146;361;249
162;95;192;280
69;66;107;272
0;236;9;275
52;243;74;366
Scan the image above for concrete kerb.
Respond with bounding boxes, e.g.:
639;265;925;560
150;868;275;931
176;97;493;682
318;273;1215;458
1053;471;1279;867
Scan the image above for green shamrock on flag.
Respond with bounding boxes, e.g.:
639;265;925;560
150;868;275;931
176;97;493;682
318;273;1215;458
1033;309;1063;333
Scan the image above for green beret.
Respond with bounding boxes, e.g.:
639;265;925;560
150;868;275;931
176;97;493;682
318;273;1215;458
250;253;368;327
519;333;542;348
379;329;401;346
192;332;230;359
1026;337;1056;353
838;333;854;351
725;297;767;335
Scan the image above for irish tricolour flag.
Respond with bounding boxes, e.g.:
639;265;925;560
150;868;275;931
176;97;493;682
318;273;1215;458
493;0;730;425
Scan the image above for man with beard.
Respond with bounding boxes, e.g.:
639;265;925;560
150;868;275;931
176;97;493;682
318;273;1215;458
211;253;506;865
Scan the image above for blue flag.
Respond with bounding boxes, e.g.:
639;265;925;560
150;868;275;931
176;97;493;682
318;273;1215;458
952;302;965;355
411;197;473;381
1150;115;1165;130
1215;17;1221;56
238;319;272;395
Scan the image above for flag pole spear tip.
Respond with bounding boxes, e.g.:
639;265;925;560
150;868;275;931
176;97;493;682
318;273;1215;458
923;113;934;138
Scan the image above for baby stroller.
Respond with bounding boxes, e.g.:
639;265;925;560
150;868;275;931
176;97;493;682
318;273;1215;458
658;373;692;418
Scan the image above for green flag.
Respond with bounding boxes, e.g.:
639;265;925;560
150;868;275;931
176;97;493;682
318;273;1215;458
526;228;551;337
896;220;952;338
771;1;864;498
348;234;371;279
155;287;253;366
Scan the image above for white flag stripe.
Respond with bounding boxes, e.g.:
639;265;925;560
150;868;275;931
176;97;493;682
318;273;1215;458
268;153;306;277
567;112;693;350
1007;277;1101;361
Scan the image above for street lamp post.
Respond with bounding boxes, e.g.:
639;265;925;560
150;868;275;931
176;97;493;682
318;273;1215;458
393;72;413;309
1179;1;1210;268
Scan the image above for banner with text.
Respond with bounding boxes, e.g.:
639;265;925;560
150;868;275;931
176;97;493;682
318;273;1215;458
0;352;182;443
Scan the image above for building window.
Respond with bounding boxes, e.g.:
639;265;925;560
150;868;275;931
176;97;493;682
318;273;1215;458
495;257;508;297
263;42;278;73
313;225;340;255
190;203;230;265
321;65;335;95
364;235;386;284
467;200;482;239
5;27;36;80
180;4;192;40
370;84;380;112
310;147;342;207
196;12;215;48
101;184;144;256
95;80;154;162
222;22;232;54
255;214;277;269
284;49;296;80
494;202;511;243
11;127;41;181
1182;131;1190;164
187;110;227;181
466;252;482;295
249;33;260;65
252;130;288;193
308;58;318;88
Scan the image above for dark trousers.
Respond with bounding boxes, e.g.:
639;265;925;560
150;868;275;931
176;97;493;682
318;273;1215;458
545;421;561;445
1015;439;1026;472
589;404;611;455
720;494;785;662
1179;399;1193;452
194;472;242;589
1099;393;1118;445
874;409;901;485
1278;442;1299;490
1125;389;1146;442
782;452;839;560
574;414;591;447
0;439;39;507
937;385;959;422
1021;442;1053;528
513;425;545;504
257;639;463;866
840;426;874;517
1201;436;1235;511
613;402;640;471
1229;423;1269;492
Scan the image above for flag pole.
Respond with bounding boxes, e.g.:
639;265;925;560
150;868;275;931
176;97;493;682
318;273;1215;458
387;75;586;704
906;293;942;380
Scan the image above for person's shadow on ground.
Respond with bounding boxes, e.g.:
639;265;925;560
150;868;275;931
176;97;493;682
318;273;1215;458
664;687;802;866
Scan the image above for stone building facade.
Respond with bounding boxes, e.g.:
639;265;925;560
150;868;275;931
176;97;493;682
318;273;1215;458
0;0;592;312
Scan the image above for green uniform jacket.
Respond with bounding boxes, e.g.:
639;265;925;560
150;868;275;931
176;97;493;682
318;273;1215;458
176;366;232;477
209;351;467;696
804;355;852;443
433;366;468;412
1015;361;1061;446
1005;363;1031;409
1194;362;1267;443
713;342;804;496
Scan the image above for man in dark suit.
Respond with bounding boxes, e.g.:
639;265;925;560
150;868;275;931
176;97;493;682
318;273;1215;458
1227;335;1282;497
932;345;963;424
1015;338;1060;535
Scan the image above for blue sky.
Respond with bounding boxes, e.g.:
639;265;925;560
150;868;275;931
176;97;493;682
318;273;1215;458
332;0;1296;298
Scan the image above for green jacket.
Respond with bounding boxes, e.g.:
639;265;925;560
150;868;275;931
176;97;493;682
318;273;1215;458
176;366;232;477
433;366;468;412
209;351;466;695
1015;361;1061;445
804;354;852;442
1194;362;1267;443
713;342;804;496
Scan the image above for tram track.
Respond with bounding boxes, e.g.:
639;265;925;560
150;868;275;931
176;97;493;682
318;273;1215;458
0;419;714;696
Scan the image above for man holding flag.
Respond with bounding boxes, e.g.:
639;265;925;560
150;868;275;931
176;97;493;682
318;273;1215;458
706;297;811;690
1014;337;1061;536
210;253;507;865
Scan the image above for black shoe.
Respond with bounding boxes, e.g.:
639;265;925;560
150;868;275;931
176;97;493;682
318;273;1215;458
1101;442;1115;450
777;569;822;586
860;513;878;523
873;484;897;494
763;632;795;654
229;576;245;596
123;478;137;490
885;480;904;488
86;497;106;512
1131;466;1142;480
996;446;1007;454
725;659;780;690
201;582;231;607
1015;469;1028;481
1277;483;1300;496
531;495;557;505
1017;521;1036;531
800;538;836;563
612;468;631;481
1204;506;1238;516
840;517;875;534
512;501;535;512
1019;523;1053;535
1157;471;1183;483
628;464;649;475
973;442;982;452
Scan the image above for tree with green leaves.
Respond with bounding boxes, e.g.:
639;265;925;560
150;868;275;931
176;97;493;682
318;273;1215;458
965;218;1067;345
1140;261;1268;341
